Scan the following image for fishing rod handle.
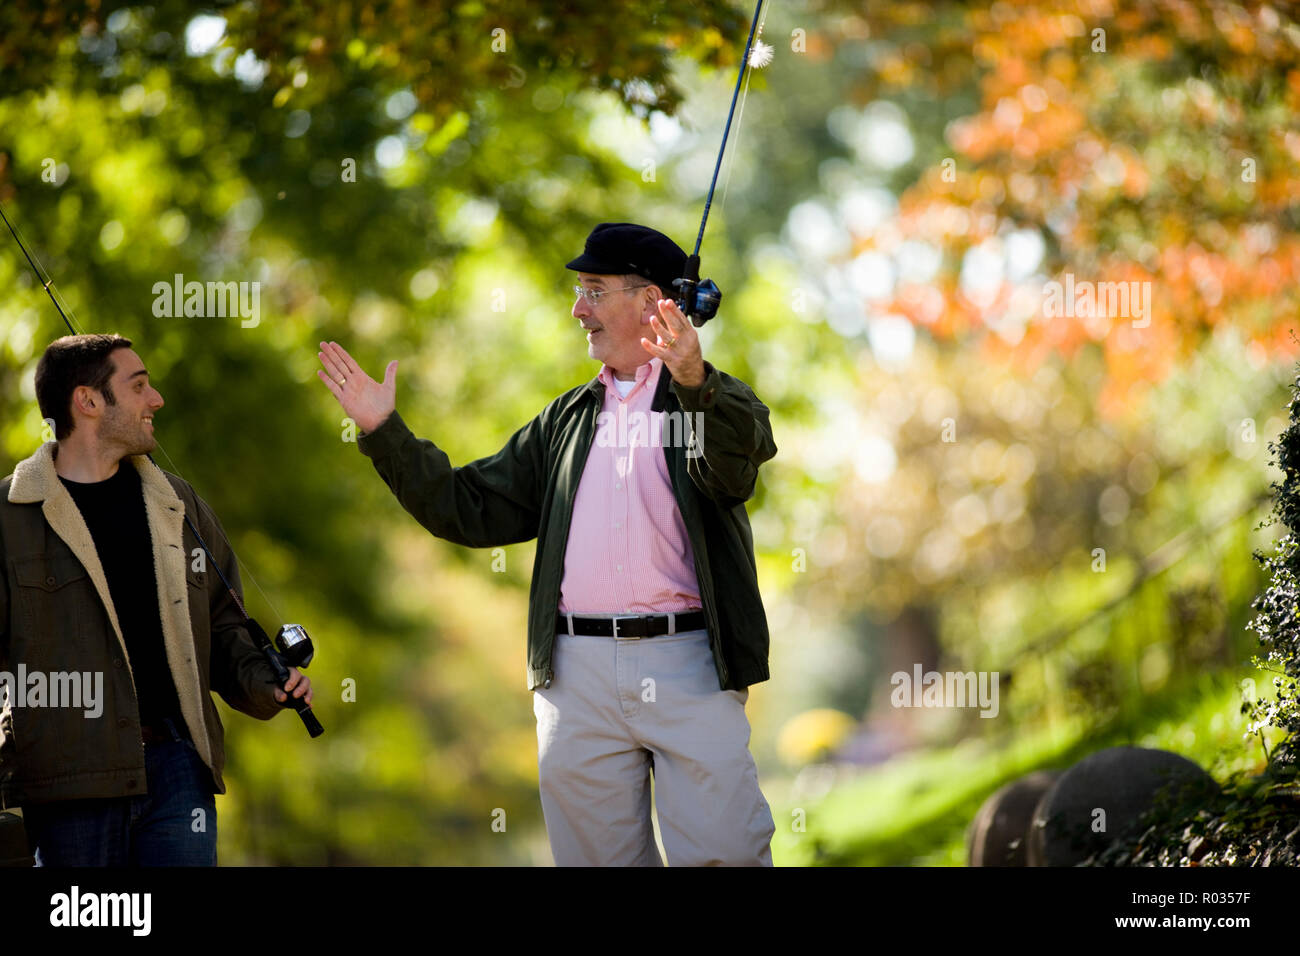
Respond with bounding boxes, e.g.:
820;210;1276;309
287;697;325;738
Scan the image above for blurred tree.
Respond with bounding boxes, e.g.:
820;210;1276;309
820;0;1300;415
737;0;1291;753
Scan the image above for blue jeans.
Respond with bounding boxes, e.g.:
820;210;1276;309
23;719;218;866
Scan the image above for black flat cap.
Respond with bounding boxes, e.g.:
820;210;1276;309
566;222;688;297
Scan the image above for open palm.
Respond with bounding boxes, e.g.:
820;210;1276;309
317;341;398;434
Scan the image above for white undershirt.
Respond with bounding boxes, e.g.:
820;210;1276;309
611;376;636;398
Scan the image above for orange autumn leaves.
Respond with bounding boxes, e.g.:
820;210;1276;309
843;0;1300;417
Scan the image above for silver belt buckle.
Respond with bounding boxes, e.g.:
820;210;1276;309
611;615;640;640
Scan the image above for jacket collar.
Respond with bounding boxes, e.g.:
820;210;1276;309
547;377;604;420
8;441;180;507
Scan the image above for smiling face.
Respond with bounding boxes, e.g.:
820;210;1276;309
573;272;664;378
94;348;165;458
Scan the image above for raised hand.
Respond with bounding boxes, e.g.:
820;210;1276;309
642;298;706;388
317;341;398;435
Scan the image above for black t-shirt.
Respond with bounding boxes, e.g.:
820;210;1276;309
59;463;187;737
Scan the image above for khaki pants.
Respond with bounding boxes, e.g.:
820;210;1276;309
533;627;774;866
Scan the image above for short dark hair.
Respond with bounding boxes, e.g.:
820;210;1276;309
35;334;133;440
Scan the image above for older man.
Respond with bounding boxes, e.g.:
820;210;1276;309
318;222;776;865
0;334;312;866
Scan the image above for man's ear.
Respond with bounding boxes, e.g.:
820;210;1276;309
642;285;664;320
71;385;98;418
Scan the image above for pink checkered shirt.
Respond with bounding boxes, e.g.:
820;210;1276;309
558;356;702;615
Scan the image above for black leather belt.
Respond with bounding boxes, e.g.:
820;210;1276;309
557;611;705;639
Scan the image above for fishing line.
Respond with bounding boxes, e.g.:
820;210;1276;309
672;0;770;327
717;2;771;218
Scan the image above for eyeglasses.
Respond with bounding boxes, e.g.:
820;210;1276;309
573;284;647;306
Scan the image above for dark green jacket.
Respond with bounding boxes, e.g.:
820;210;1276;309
357;360;776;691
0;443;284;807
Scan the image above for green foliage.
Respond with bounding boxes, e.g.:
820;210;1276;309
1245;365;1300;767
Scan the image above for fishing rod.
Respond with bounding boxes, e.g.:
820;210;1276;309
0;202;323;738
673;0;771;327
